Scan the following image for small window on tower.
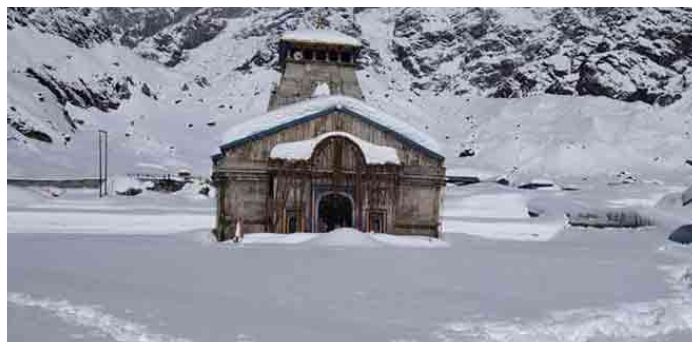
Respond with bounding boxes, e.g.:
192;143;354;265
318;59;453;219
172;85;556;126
340;52;351;63
368;211;386;233
315;50;327;61
303;49;313;60
328;50;339;62
292;50;303;61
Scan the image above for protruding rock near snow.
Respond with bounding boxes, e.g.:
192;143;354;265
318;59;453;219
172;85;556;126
681;186;691;206
112;176;148;196
518;179;559;190
668;224;691;245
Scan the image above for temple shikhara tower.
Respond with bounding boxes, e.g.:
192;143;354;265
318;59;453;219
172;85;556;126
211;29;446;240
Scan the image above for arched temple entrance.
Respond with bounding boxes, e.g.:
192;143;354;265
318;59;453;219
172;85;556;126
317;193;353;232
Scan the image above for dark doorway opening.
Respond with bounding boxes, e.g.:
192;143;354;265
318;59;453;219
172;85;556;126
318;193;353;232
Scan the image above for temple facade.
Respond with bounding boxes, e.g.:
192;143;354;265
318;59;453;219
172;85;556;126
211;30;445;240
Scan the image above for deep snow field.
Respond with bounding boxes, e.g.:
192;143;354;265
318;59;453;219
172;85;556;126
6;178;691;341
6;8;693;342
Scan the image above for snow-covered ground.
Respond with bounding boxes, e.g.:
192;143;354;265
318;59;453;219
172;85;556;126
6;7;692;342
7;180;691;341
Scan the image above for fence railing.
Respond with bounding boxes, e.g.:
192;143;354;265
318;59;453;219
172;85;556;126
127;173;209;182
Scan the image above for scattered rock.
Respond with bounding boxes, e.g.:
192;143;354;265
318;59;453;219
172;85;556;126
495;178;510;186
518;179;557;190
8;119;52;143
681;186;692;206
194;75;210;88
116;188;143;196
668;224;691;245
458;148;476;157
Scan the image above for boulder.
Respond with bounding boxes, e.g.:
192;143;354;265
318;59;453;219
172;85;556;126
668;224;691;245
681;186;691;206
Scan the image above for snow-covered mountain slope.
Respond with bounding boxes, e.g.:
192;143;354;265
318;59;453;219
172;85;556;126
6;7;692;181
9;7;691;103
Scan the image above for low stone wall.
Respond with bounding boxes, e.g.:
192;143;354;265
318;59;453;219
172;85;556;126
567;209;654;228
7;178;101;189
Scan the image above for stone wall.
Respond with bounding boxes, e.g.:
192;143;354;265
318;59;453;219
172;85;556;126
268;62;364;110
212;110;445;240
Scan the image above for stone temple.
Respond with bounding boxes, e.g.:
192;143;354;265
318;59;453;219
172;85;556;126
211;29;445;240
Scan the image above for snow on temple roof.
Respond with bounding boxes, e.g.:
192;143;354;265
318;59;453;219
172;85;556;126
218;95;442;159
312;82;330;97
270;131;401;165
280;29;362;47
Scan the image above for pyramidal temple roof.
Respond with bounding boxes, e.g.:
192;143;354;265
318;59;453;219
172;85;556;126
216;95;442;160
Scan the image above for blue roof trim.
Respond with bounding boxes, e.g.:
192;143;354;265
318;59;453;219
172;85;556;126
211;153;224;162
217;106;444;161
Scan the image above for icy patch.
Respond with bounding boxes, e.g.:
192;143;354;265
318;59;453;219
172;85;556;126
371;233;449;248
442;190;566;240
435;254;692;341
270;131;400;165
434;297;691;341
7;211;214;235
443;193;530;219
237;232;319;245
8;292;187;341
608;193;668;208
435;297;690;341
443;219;565;241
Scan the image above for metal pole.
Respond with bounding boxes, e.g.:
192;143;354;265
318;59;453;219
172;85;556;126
104;131;108;196
98;131;102;197
97;130;108;197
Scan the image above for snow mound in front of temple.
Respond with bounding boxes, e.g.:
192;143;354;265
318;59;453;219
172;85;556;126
308;228;449;248
232;229;450;248
310;228;383;247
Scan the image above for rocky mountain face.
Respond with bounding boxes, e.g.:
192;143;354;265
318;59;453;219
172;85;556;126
8;7;691;105
6;7;693;178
